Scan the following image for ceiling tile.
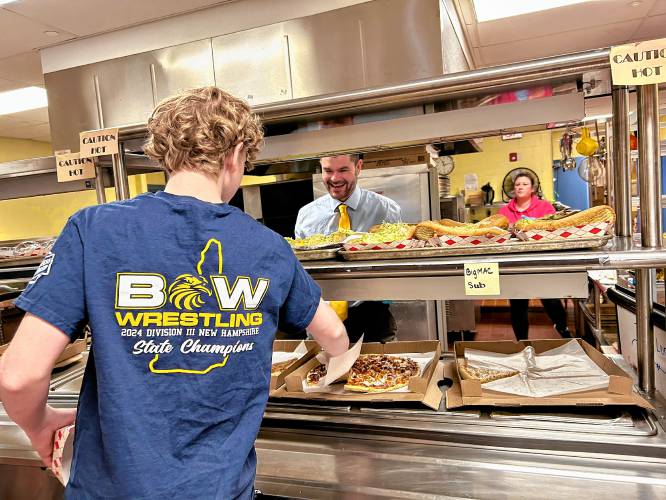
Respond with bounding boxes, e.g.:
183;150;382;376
5;0;231;38
648;0;666;15
0;52;45;86
476;0;653;46
0;9;75;59
634;14;666;39
0;121;51;140
479;20;643;66
0;118;34;134
6;107;49;123
0;77;24;92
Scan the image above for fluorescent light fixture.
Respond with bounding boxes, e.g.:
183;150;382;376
583;113;613;122
0;0;18;6
473;0;588;22
0;86;48;116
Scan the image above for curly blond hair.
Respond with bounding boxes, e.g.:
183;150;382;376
144;86;263;175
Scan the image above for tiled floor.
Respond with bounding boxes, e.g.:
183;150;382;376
469;299;576;342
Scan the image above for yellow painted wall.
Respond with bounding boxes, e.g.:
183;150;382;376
0;137;52;162
450;131;555;202
0;137;166;240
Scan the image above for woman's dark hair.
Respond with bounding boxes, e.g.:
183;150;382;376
511;169;542;198
512;169;537;187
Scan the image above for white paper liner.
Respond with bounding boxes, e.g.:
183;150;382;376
271;341;309;365
51;424;75;486
271;352;301;364
465;340;610;397
302;352;435;394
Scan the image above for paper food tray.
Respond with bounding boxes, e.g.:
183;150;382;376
270;340;319;392
518;221;613;241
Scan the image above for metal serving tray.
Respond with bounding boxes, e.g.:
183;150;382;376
340;235;612;261
294;247;340;261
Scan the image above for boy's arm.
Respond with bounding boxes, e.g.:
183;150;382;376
0;313;77;466
306;299;349;357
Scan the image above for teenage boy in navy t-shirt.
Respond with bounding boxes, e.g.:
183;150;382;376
0;87;349;499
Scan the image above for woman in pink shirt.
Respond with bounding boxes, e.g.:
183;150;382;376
498;170;571;340
498;171;555;223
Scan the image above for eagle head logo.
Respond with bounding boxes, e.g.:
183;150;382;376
168;274;213;310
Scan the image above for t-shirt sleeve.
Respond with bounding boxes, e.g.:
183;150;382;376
278;248;322;333
14;217;87;340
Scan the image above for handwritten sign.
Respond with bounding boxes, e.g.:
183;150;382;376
79;127;119;158
610;38;666;85
55;152;96;182
464;262;500;296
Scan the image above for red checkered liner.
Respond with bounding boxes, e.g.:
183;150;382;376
430;233;510;247
521;222;612;241
51;424;75;486
343;239;418;251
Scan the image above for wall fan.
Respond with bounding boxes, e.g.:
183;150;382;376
501;167;542;202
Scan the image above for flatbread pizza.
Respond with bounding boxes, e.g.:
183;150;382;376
344;354;420;393
457;359;519;384
305;354;420;393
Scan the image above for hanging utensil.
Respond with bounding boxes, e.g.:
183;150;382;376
575;126;599;157
560;128;576;170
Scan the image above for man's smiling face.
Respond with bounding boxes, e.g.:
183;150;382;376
321;155;361;202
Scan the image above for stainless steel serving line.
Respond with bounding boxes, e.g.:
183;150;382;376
304;241;666;278
300;241;666;305
2;353;666;499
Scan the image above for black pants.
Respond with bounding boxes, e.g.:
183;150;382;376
509;298;569;341
344;301;396;343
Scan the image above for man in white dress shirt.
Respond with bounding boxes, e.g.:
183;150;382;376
295;154;402;238
295;154;402;342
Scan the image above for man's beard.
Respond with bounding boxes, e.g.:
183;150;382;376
327;180;356;201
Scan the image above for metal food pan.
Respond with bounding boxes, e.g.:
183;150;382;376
294;248;340;261
340;235;612;261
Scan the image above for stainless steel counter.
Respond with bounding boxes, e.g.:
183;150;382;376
303;239;666;278
303;239;666;302
3;240;666;498
2;352;666;499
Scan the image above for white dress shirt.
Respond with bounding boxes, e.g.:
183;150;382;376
294;187;402;238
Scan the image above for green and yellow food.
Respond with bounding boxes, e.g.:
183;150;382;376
285;229;355;249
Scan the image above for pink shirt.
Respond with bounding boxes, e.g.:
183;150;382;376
498;195;555;224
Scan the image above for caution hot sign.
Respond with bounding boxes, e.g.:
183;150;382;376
610;38;666;85
79;127;119;158
55;152;96;182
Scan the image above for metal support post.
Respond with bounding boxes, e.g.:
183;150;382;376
111;141;131;201
611;85;631;237
94;160;106;205
635;83;661;394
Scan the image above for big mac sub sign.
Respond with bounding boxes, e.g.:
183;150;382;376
610;37;666;85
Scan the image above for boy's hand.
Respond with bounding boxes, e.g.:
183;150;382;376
25;406;76;467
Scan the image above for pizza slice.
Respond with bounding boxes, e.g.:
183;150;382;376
344;354;420;393
457;359;519;384
271;359;294;376
305;363;328;387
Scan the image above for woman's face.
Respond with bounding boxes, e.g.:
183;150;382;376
513;175;534;200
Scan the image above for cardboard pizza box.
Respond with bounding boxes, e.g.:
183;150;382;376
270;340;320;393
445;339;652;409
273;340;443;410
0;338;86;365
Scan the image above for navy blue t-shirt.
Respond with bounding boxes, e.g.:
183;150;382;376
16;191;321;499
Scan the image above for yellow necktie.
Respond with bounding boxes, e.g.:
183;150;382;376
338;204;351;231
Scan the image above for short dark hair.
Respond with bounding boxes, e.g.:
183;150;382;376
320;153;362;164
512;169;537;187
